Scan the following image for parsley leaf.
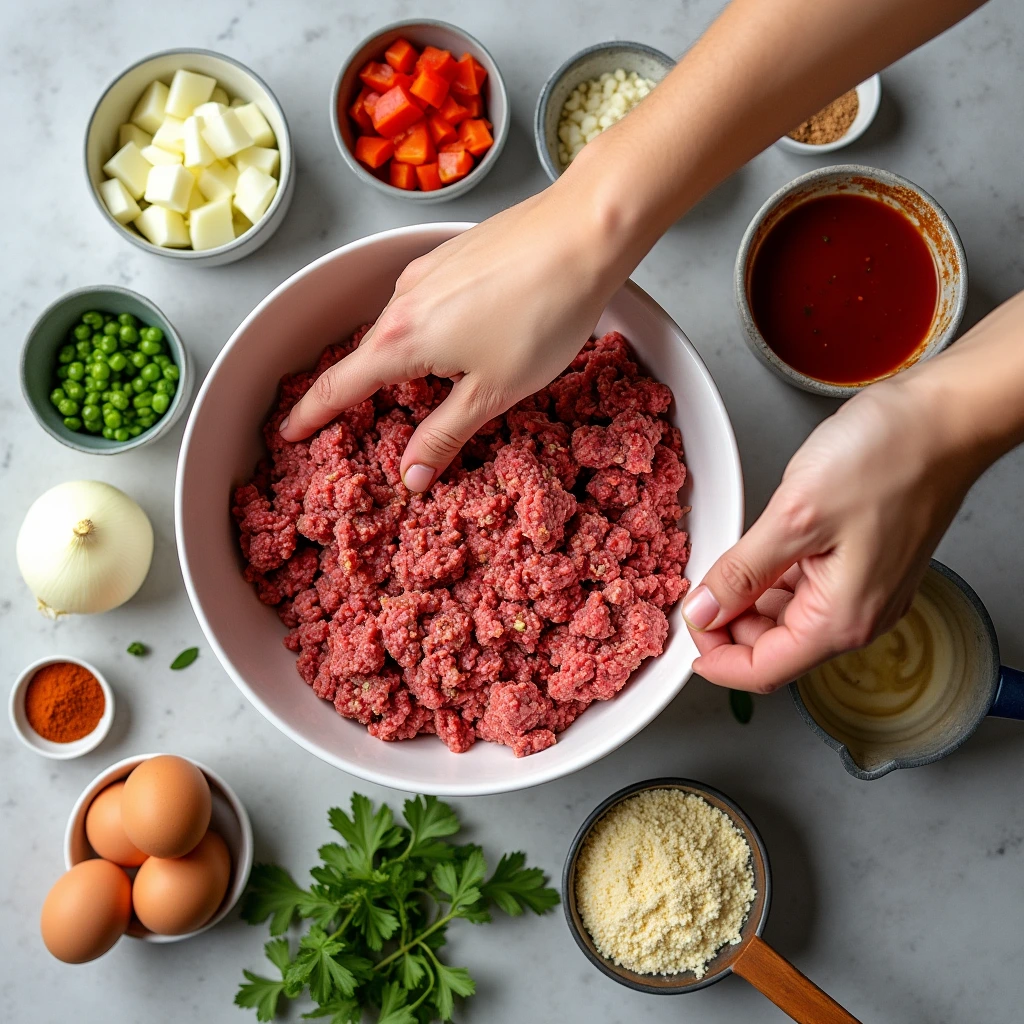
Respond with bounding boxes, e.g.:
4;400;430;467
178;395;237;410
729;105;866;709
376;982;416;1024
169;646;199;670
241;864;310;935
285;926;369;1003
480;852;561;916
234;938;294;1021
301;998;361;1024
433;963;475;1021
329;795;405;877
126;641;146;656
402;795;460;861
433;847;485;913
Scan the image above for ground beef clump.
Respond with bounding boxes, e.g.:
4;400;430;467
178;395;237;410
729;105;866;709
233;329;689;757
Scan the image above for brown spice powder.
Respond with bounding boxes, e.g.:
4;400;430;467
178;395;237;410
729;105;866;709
788;89;859;145
25;661;105;742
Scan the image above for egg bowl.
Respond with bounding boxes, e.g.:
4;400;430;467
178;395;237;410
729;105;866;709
64;753;254;944
85;49;294;266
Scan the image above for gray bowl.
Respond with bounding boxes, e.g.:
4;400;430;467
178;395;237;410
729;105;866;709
534;41;675;183
21;285;191;455
331;20;509;204
734;165;968;398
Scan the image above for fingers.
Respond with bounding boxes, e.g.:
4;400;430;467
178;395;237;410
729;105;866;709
400;376;502;491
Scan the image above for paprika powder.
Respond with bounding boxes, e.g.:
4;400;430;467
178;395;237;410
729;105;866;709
24;662;105;742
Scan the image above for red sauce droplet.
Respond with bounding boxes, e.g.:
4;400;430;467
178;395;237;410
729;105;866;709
750;194;938;385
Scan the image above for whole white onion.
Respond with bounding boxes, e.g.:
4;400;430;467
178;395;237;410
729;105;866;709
16;480;154;617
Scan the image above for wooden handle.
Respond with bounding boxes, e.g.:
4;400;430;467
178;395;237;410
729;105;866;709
733;935;863;1024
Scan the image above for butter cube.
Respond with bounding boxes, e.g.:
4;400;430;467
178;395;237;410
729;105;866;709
130;80;169;134
232;209;253;237
201;110;253;159
134;205;190;247
230;96;246;108
165;68;217;118
233;146;279;178
103;142;152;200
144;163;195;214
211;86;229;105
140;144;183;166
189;198;234;250
183;116;216;169
234;103;275;148
197;160;238;201
99;177;141;224
119;123;152;150
152;115;186;154
193;101;228;119
233;166;277;223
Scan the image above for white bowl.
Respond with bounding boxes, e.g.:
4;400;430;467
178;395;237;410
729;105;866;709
775;75;881;155
175;223;743;796
9;655;114;759
64;753;254;943
85;49;294;266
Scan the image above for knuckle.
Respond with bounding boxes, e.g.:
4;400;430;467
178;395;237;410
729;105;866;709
395;256;429;292
371;299;413;350
716;553;761;598
772;488;821;540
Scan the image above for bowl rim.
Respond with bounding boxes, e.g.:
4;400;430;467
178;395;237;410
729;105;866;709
175;221;743;796
8;654;114;759
774;74;882;155
19;283;192;455
63;751;255;942
733;163;968;398
84;46;293;260
533;40;676;183
329;19;510;202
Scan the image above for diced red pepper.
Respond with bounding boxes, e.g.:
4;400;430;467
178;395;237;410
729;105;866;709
437;94;468;125
389;161;418;190
359;60;400;93
410;68;449;109
415;162;443;191
460;95;483;118
354;135;394;169
450;54;487;97
426;113;457;145
363;91;381;119
394;122;435;165
371;84;425;138
439;140;465;153
458;118;493;157
384;37;419;74
438;147;474;183
348;87;375;133
416;45;457;82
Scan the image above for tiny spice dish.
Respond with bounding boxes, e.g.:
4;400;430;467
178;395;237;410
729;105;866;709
9;655;114;760
776;75;881;155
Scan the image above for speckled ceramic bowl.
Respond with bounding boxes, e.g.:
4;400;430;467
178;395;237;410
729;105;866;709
775;75;882;155
534;41;675;182
735;165;968;397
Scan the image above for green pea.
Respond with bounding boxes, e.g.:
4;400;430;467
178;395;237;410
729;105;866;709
91;362;110;381
102;426;115;439
143;326;164;343
113;427;130;442
82;404;101;422
110;392;129;411
140;363;161;383
111;351;128;368
103;321;119;336
154;379;176;396
67;361;85;381
82;311;103;328
58;344;76;363
139;339;162;355
104;410;122;428
90;348;105;362
138;415;155;429
99;335;118;354
130;351;149;368
83;375;96;390
119;324;138;344
128;424;142;437
162;364;180;382
64;381;84;401
153;354;171;368
73;323;92;341
92;334;105;347
56;366;69;380
133;391;154;409
131;376;148;393
50;387;66;406
63;416;83;431
76;340;92;357
151;392;170;415
117;313;137;327
85;419;102;434
58;398;79;416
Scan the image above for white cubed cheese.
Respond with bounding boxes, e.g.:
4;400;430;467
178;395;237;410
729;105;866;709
211;86;229;105
232;209;253;237
233;146;279;178
152;115;186;154
140;144;183;166
189;198;234;250
201;109;253;158
186;183;205;213
230;96;245;108
99;177;141;224
134;205;190;247
119;123;152;150
144;163;195;214
197;160;239;201
233;103;275;147
165;68;217;118
193;101;228;119
183;116;216;169
103;142;152;200
233;166;277;223
130;80;169;134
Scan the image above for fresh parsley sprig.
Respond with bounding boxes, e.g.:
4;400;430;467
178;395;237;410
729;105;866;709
235;794;559;1023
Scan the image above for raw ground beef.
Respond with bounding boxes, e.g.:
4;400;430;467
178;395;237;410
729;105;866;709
233;328;690;757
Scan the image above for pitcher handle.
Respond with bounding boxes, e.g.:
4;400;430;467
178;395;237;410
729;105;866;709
990;667;1024;720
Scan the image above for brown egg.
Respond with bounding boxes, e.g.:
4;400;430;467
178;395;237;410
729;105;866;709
41;859;132;963
84;781;148;867
131;830;231;935
121;755;211;858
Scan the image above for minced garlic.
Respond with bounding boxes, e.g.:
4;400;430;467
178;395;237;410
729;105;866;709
575;788;755;978
557;69;655;166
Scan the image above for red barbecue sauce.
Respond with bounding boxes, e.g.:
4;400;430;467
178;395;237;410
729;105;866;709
749;193;938;385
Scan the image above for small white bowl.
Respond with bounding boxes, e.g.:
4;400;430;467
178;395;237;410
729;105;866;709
775;75;881;155
85;49;294;266
9;655;114;759
64;753;254;943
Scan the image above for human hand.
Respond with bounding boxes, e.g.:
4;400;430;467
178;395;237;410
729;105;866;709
681;375;987;693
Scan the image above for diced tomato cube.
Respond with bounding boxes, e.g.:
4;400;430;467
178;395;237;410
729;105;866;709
450;54;487;97
363;91;381;119
437;94;468;125
394;122;435;165
458;118;493;157
460;95;483;118
410;68;449;109
371;84;425;138
389;161;418;190
415;162;443;191
438;147;474;183
384;37;419;74
359;60;399;93
354;135;394;169
426;113;457;145
416;45;457;82
348;87;375;133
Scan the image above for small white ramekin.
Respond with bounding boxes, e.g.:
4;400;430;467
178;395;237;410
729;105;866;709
775;75;881;155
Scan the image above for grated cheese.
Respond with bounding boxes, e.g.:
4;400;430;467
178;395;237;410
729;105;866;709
575;788;756;978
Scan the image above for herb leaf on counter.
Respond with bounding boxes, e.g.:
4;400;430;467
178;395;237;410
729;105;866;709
126;641;147;656
235;793;558;1023
729;689;754;724
170;646;199;670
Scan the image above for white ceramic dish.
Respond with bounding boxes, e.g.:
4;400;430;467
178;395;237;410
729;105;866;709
176;223;743;796
775;75;881;155
64;753;254;944
331;20;509;203
85;49;294;266
9;655;114;759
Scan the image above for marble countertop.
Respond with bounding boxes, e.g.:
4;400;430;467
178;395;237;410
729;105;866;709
2;1;1023;1022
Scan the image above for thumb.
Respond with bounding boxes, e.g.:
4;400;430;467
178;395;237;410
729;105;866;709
400;377;501;492
682;497;822;632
